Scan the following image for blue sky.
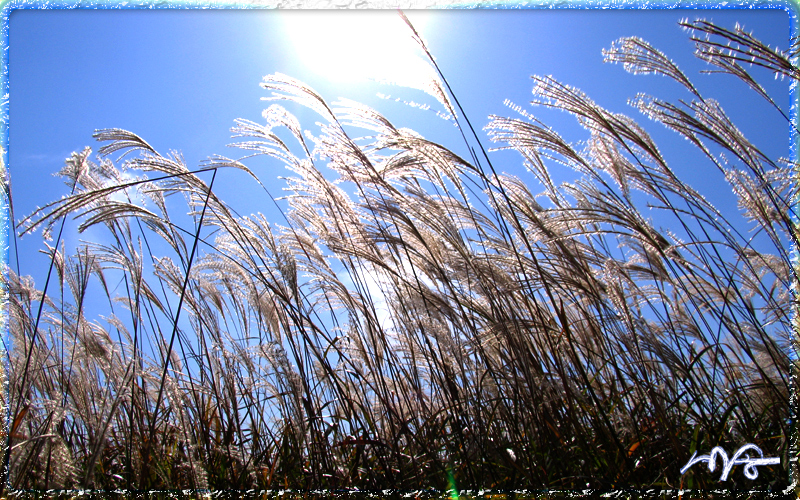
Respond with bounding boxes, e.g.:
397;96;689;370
6;5;793;290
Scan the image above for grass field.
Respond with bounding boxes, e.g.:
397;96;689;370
2;14;796;494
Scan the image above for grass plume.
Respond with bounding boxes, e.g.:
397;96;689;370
2;17;795;493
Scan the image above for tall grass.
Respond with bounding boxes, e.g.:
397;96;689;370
2;17;795;492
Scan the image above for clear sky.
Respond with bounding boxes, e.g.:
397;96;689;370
6;5;793;288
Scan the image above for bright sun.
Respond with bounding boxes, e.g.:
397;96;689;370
281;10;434;87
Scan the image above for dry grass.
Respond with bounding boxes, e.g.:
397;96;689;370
2;17;795;494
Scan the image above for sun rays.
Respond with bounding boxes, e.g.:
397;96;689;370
281;10;435;89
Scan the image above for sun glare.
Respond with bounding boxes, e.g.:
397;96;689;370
281;10;433;87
